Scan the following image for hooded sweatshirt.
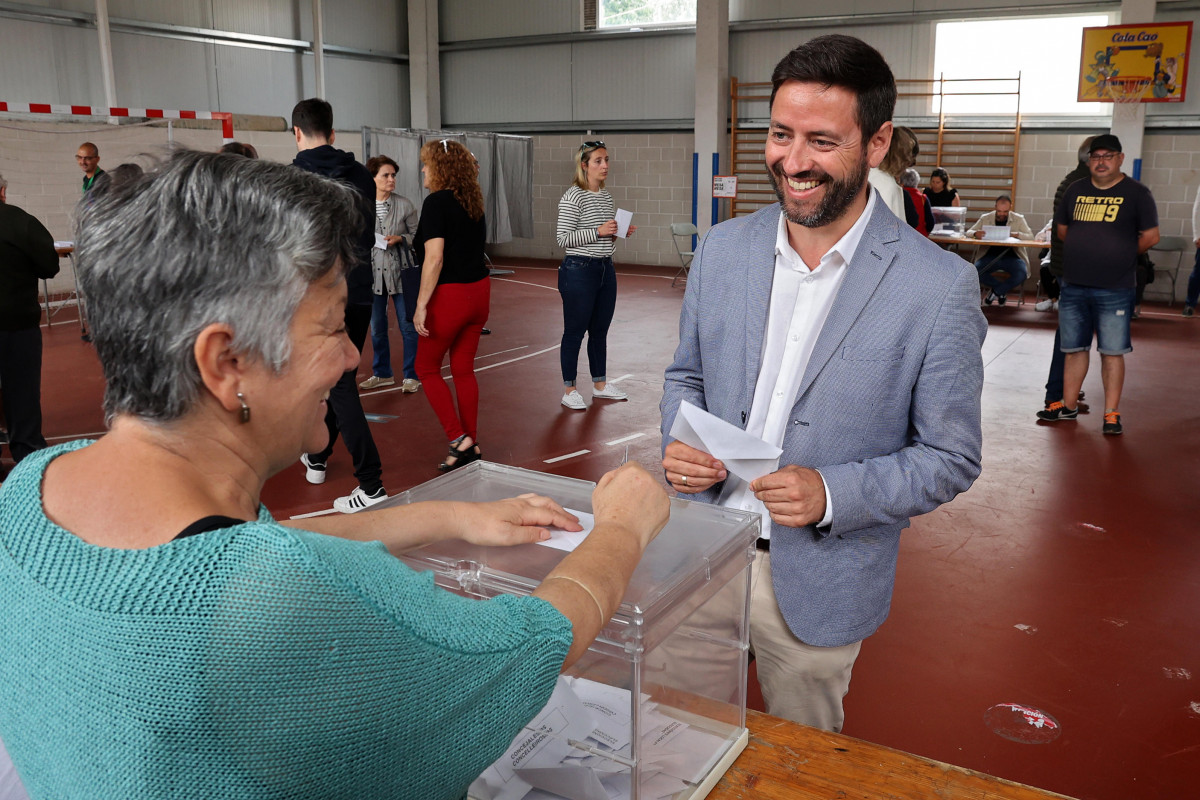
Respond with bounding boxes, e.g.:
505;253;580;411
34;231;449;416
293;145;376;305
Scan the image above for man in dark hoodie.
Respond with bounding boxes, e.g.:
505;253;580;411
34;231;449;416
1035;136;1094;421
291;98;387;513
0;172;60;477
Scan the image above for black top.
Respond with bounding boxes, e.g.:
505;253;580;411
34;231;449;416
1056;176;1159;290
293;145;376;305
923;187;958;207
175;515;246;540
0;202;60;331
414;189;488;285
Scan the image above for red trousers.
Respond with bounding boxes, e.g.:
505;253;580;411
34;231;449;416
415;277;490;441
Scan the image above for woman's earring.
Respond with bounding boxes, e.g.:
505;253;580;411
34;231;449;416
236;392;251;424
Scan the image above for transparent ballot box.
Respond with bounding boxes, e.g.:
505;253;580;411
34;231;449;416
930;205;967;236
390;461;758;800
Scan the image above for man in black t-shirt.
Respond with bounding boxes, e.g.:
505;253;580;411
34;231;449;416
291;98;387;512
1038;134;1159;436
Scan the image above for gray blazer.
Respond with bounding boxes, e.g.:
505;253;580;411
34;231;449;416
661;199;986;647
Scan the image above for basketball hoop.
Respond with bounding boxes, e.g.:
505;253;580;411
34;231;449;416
1104;76;1151;122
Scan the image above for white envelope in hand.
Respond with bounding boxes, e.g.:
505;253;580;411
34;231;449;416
668;401;781;484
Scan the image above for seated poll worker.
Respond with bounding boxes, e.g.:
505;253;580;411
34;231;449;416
966;193;1034;306
660;35;985;733
0;151;669;800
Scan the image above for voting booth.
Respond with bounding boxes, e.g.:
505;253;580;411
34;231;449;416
392;461;758;800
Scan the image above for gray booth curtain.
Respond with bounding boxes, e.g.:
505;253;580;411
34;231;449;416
362;128;533;244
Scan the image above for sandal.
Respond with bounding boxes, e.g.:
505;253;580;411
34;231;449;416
438;435;481;473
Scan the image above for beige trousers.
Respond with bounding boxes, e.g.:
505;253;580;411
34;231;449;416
750;551;862;733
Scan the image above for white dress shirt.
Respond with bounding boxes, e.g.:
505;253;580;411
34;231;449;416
720;191;878;538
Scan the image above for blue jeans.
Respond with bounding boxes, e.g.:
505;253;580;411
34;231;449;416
559;255;616;386
1187;247;1200;308
1058;283;1135;356
370;292;419;380
975;250;1028;297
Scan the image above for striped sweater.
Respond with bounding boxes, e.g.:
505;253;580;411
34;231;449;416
556;186;616;258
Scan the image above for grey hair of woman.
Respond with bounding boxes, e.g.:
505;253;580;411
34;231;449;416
900;168;921;189
75;149;360;424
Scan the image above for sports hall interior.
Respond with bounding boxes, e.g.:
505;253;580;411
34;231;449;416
2;1;1199;799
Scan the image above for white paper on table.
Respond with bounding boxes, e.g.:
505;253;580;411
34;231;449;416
538;508;593;552
515;766;609;800
373;233;389;250
53;240;73;249
615;209;633;238
668;400;781;483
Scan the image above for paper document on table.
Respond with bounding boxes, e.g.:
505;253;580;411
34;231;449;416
53;240;73;249
615;209;633;238
538;509;593;552
373;233;388;250
668;401;781;483
982;225;1010;241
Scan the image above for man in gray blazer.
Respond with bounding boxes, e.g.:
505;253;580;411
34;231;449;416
660;35;986;732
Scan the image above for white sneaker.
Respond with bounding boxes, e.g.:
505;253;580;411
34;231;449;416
561;390;587;410
333;486;387;514
401;378;421;393
300;454;326;485
1035;299;1053;312
359;375;394;390
593;384;628;401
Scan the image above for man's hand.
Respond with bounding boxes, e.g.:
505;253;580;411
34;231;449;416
973;230;986;240
662;440;727;494
749;465;827;528
457;494;582;546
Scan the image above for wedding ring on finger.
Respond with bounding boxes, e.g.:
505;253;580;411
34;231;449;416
680;474;689;487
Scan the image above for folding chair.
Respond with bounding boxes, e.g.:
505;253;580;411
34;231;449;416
670;222;697;287
1149;236;1188;306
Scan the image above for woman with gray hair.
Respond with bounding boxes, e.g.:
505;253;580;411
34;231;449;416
0;150;669;800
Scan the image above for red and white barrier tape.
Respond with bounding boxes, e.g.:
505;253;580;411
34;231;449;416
0;102;234;142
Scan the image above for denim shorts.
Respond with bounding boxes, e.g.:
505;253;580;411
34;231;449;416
1058;283;1134;355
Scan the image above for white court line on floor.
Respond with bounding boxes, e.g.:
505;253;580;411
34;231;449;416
475;344;560;373
605;432;646;446
491;277;560;291
544;449;591;464
289;507;341;519
362;345;540;396
607;374;633;384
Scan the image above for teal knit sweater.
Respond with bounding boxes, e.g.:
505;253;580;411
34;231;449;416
0;441;573;799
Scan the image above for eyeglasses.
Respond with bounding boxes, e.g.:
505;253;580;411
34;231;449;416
1089;152;1119;162
440;139;450;153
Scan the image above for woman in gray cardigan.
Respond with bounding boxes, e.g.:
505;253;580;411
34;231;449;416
361;155;421;392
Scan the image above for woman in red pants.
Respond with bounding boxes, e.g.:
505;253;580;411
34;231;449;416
412;139;490;471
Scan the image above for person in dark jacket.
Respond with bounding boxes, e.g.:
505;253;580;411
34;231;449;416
0;172;60;473
291;98;387;513
1035;136;1095;419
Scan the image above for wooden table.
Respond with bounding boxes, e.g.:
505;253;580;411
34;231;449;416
709;710;1075;800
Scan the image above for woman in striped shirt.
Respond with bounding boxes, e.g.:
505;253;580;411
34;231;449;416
555;141;635;411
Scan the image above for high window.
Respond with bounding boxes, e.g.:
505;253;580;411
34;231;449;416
598;0;696;28
933;14;1113;114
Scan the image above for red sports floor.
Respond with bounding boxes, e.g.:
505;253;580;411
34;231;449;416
21;258;1200;799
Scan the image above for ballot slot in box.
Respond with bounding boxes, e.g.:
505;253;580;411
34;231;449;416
390;461;758;800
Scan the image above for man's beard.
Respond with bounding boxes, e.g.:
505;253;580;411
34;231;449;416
996;213;1009;224
769;153;869;229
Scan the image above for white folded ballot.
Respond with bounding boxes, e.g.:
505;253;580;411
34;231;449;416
469;676;729;800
